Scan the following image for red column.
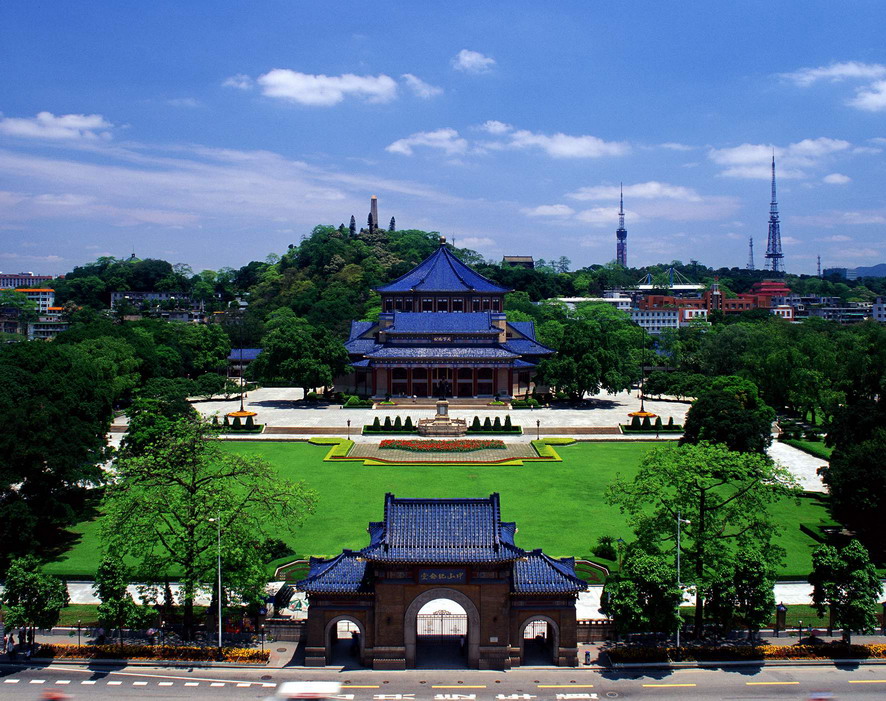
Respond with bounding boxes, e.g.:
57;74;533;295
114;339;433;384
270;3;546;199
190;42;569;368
407;367;412;396
508;369;514;397
492;366;498;396
473;368;478;397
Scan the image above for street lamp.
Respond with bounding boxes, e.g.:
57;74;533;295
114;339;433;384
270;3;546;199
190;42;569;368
347;419;351;438
208;515;223;657
77;619;81;650
536;419;540;440
676;512;691;650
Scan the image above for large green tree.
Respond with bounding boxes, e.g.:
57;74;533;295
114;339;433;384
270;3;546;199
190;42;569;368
809;540;881;643
0;343;114;561
1;555;69;640
601;549;682;635
606;442;798;636
704;548;776;638
681;376;776;454
94;554;148;646
247;308;350;394
101;414;317;638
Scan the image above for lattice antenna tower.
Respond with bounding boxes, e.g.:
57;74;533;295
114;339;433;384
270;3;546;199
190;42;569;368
615;183;628;267
747;237;755;270
764;151;784;272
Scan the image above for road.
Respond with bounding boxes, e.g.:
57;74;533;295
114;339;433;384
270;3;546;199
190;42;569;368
2;662;886;700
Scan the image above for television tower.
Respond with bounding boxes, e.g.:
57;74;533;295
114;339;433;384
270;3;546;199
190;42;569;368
616;184;628;267
764;152;784;272
817;255;822;277
747;237;755;270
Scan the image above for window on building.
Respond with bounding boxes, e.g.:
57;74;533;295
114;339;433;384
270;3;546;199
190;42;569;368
438;298;449;312
472;298;481;312
422;298;433;312
491;298;500;312
404;298;414;312
395;298;403;311
384;299;394;312
452;298;464;312
482;298;490;311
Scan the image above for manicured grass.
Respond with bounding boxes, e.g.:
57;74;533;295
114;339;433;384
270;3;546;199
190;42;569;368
44;441;833;580
783;438;833;460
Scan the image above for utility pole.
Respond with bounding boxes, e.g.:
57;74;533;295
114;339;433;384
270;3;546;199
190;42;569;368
676;512;691;650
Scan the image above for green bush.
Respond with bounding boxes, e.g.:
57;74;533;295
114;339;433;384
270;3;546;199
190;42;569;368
211;415;219;426
471;416;482;431
511;399;527;408
483;417;493;432
223;415;230;427
654;416;662;431
667;416;674;428
592;535;617;560
526;398;540;408
641;416;652;430
504;414;512;430
245;415;254;428
372;416;381;429
394;416;402;430
493;416;502;430
383;416;392;430
630;415;641;429
404;416;413;430
232;416;242;429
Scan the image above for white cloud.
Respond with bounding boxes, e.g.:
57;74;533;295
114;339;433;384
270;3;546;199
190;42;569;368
708;138;851;178
823;173;851;184
522;204;576;217
575;207;630;226
792;210;886;227
256;69;398;106
480;120;513;135
452;49;496;74
779;61;886;86
0;111;113;140
223;74;253;90
659;142;694;151
386;128;468;156
870;137;886;145
818;235;852;242
849;80;886;111
567;181;701;202
506;129;628;159
401;74;443;99
167;98;200;108
458;236;495;249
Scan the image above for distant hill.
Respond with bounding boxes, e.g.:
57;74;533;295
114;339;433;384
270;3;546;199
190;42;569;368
855;263;886;278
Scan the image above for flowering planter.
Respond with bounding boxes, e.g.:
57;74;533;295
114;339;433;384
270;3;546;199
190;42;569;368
379;439;506;453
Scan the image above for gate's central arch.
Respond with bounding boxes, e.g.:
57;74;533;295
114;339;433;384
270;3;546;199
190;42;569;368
300;493;586;669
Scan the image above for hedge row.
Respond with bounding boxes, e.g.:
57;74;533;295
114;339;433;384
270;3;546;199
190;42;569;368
36;643;269;663
608;643;886;663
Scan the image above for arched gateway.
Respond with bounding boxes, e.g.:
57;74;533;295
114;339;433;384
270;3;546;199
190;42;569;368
300;494;586;669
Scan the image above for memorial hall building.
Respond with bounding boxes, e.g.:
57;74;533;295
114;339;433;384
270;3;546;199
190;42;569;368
298;493;586;669
338;238;554;398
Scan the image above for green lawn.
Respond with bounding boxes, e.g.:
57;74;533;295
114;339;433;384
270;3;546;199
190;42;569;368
782;438;833;460
44;441;833;580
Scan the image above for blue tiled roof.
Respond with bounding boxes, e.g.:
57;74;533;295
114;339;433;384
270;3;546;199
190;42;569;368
345;337;382;354
513;551;587;594
297;551;372;593
297;494;587;595
502;338;556;356
386;312;500;335
507;321;538;340
350;359;371;367
365;346;518;360
511;359;537;368
227;348;262;362
348;320;377;341
362;494;523;563
376;244;510;294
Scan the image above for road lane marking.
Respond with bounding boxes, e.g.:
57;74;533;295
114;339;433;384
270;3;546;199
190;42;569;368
538;686;594;689
185;682;200;686
55;680;71;684
344;686;381;689
81;681;96;685
211;682;226;687
849;679;886;683
746;681;799;686
159;681;174;686
3;679;18;683
237;683;252;687
108;681;122;685
433;686;487;689
133;681;148;686
28;680;45;684
642;683;697;687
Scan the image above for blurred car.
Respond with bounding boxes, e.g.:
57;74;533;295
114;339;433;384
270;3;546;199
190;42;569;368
271;681;343;700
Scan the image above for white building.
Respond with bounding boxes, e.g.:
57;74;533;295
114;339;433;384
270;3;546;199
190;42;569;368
0;287;55;313
556;296;633;312
872;297;886;323
631;307;709;335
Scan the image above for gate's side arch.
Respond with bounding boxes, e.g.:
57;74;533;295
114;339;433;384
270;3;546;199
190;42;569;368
518;614;560;666
404;588;480;668
324;615;366;666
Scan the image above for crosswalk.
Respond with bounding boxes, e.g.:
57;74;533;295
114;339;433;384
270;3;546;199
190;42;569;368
3;678;277;688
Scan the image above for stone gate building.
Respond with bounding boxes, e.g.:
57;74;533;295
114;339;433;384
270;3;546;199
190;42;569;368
299;493;586;669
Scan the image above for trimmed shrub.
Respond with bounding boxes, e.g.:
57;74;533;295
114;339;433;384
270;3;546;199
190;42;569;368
667;416;674;428
641;416;652;430
232;416;242;429
483;417;493;432
245;415;255;428
654;416;662;431
592;535;617;561
211;415;219;426
630;415;641;429
493;416;502;430
394;416;402;430
223;415;230;427
372;416;381;429
504;414;512;430
404;416;413;430
383;416;392;430
471;416;482;431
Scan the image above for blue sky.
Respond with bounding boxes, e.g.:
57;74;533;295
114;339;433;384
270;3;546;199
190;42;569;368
1;1;884;276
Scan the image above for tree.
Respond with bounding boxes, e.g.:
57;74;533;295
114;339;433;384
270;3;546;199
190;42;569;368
1;555;69;641
809;540;880;643
535;303;643;399
101;414;317;638
704;549;776;638
681;376;775;454
601;549;682;635
388;216;396;232
0;343;114;562
195;372;226;401
247;308;350;395
349;215;357;237
606;442;798;635
367;212;374;232
94;554;146;646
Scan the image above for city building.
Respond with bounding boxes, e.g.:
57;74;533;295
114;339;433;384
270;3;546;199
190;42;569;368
556;295;632;312
630;307;709;335
0;272;54;288
807;304;872;324
299;493;586;669
338;238;555;398
0;287;56;313
110;291;193;308
873;297;886;323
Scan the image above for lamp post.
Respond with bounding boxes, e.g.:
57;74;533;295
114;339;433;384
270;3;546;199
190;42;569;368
77;619;81;650
208;516;223;657
536;419;540;440
616;538;625;573
676;512;691;650
347;419;351;438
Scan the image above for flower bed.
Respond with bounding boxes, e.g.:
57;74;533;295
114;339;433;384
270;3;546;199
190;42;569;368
379;439;506;452
607;643;886;664
36;643;269;663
